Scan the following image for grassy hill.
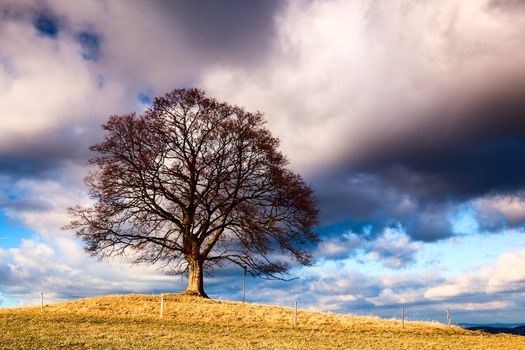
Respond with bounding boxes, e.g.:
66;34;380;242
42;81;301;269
1;294;524;349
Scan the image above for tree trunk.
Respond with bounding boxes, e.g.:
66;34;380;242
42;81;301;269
182;259;208;298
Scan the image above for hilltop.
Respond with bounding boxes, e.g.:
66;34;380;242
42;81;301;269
1;294;524;349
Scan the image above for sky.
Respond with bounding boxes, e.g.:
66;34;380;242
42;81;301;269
1;0;525;324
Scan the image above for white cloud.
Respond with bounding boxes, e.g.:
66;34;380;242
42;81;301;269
0;237;181;306
447;301;513;311
475;195;525;228
425;248;525;300
316;232;366;259
368;288;422;307
317;228;422;269
0;15;131;148
487;249;525;293
366;229;423;269
2;166;90;238
425;283;472;300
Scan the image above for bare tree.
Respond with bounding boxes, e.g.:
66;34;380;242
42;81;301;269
66;88;318;297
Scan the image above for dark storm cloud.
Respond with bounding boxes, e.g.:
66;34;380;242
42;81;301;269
313;171;455;242
340;81;525;199
312;79;525;241
159;0;283;65
0;124;99;178
0;3;63;38
488;0;525;10
0;194;51;213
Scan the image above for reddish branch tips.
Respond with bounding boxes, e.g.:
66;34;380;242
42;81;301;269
66;88;319;296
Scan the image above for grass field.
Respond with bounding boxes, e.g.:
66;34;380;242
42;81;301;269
1;294;524;349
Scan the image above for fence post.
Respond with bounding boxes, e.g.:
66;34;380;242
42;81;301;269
446;308;451;327
294;300;298;325
40;292;44;312
401;305;405;329
242;266;247;303
160;294;164;318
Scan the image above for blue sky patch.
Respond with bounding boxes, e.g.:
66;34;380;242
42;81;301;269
138;91;153;106
33;13;59;38
0;210;33;249
77;31;101;61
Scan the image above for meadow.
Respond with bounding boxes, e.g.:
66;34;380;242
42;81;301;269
1;294;524;349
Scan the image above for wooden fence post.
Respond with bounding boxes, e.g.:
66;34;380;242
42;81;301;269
40;292;44;312
401;305;405;329
160;294;164;318
446;308;451;327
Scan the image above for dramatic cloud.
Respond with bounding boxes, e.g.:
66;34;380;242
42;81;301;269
0;0;282;178
0;7;130;177
203;0;525;241
4;0;525;240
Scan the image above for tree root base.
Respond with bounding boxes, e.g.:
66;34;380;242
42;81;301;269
178;290;209;298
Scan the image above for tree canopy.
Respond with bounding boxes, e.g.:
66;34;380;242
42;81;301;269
66;88;319;297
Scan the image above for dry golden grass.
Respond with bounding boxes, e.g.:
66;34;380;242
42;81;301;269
1;294;524;349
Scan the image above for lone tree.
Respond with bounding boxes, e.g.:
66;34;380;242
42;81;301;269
66;88;318;297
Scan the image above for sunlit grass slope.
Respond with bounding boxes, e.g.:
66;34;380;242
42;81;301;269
1;294;524;349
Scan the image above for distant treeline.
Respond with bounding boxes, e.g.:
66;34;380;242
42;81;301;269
466;325;525;337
